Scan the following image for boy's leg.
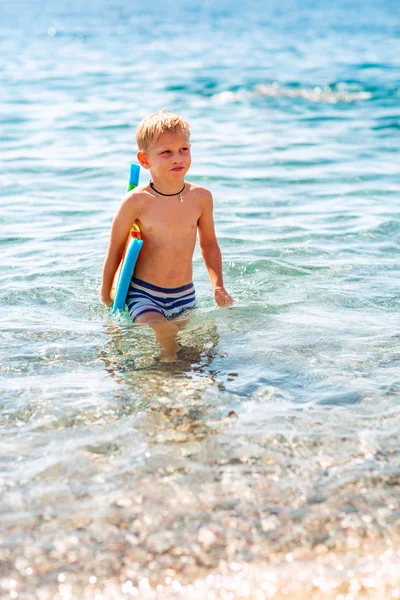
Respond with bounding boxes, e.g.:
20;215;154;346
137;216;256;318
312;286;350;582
136;312;179;360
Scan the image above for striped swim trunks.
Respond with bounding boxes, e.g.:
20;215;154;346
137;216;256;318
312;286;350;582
127;276;196;322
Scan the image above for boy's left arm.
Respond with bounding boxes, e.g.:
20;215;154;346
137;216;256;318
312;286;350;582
198;190;233;308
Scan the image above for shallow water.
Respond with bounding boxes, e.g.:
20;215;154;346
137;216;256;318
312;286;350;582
1;0;400;598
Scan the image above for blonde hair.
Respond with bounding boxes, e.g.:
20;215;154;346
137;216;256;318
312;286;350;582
136;109;190;152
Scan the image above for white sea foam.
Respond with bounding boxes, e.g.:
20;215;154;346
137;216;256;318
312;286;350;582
213;82;372;104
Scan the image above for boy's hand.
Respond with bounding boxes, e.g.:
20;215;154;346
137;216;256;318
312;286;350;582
214;286;233;308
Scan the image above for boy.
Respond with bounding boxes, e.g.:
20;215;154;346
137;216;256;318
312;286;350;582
101;109;232;360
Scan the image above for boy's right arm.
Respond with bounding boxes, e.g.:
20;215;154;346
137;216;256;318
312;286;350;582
101;192;142;306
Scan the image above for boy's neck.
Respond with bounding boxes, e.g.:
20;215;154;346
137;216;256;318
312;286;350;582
149;176;186;196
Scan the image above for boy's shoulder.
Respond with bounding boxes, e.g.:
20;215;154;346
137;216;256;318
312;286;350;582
187;181;210;193
115;185;151;221
121;184;150;206
186;182;212;201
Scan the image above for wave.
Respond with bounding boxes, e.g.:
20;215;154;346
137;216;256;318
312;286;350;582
213;81;372;104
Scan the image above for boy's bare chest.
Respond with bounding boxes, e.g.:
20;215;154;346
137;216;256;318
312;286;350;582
139;198;200;238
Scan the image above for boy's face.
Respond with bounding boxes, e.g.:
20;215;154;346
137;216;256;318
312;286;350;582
138;128;191;183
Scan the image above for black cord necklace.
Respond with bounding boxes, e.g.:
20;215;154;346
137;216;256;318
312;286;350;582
149;180;185;203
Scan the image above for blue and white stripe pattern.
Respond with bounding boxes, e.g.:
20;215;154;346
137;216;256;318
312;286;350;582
127;277;196;322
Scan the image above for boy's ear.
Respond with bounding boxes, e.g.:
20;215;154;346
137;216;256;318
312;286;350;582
137;151;150;169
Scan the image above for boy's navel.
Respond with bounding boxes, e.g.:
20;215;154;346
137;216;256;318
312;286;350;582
168;271;176;278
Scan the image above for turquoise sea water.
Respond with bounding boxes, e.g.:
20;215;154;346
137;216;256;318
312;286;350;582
1;0;400;597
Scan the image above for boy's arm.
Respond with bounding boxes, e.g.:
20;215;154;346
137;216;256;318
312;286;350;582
101;192;142;306
197;190;233;308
